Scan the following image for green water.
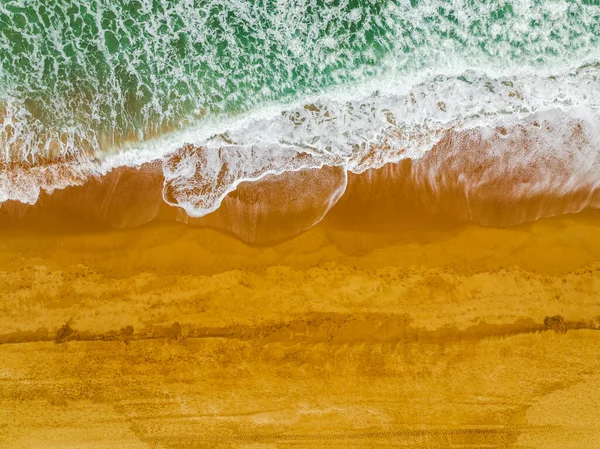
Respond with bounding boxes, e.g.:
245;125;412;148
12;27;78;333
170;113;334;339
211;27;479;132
0;0;599;158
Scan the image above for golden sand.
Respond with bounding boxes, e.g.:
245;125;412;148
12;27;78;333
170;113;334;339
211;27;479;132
1;127;600;447
1;197;600;447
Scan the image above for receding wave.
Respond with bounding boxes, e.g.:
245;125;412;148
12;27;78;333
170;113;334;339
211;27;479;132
1;1;600;240
2;106;599;243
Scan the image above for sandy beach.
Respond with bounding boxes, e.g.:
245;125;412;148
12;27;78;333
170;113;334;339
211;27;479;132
2;2;600;447
1;184;600;447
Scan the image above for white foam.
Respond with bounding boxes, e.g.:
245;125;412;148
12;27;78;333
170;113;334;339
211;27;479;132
159;64;600;216
2;63;600;218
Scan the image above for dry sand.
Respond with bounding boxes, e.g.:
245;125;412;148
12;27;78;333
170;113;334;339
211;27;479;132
1;203;600;448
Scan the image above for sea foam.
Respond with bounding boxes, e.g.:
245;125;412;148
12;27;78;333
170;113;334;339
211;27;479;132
1;0;600;222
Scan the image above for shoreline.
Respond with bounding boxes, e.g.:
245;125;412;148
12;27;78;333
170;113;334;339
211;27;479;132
2;123;599;244
3;3;600;447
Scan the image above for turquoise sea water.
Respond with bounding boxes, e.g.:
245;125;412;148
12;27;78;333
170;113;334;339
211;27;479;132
1;1;600;214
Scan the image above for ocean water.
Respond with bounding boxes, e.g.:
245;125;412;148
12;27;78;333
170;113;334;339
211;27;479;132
1;0;600;217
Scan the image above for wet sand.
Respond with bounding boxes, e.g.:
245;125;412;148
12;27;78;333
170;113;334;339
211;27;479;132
1;201;600;447
3;124;599;242
2;124;600;447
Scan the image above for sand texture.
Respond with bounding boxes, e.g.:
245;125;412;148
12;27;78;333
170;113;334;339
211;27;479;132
1;206;600;448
